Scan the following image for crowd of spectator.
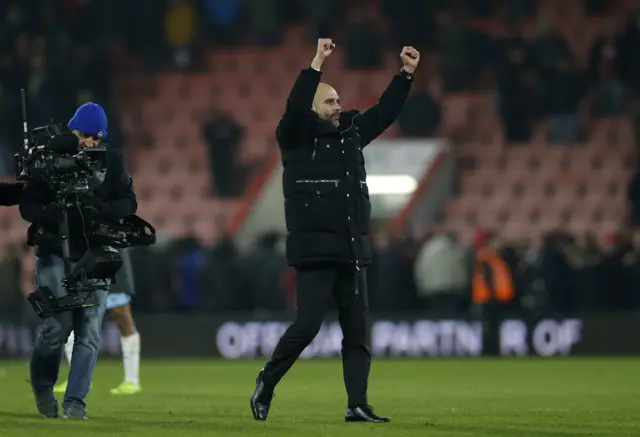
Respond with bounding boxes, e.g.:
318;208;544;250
130;223;639;315
0;0;125;178
3;0;637;161
3;222;640;318
1;0;639;318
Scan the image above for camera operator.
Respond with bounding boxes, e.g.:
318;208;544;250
19;102;137;419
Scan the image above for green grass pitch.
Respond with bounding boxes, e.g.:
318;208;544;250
0;358;638;436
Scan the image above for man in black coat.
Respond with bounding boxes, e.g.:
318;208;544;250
251;38;420;423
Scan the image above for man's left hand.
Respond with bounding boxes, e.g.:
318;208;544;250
400;46;420;74
78;194;103;217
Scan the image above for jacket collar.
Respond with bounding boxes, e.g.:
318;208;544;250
312;110;361;137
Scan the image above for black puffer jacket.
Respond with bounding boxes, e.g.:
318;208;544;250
277;67;412;267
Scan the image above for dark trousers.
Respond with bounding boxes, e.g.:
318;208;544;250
262;264;371;407
31;255;109;409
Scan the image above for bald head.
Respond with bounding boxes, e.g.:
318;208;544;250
312;82;341;126
313;83;337;107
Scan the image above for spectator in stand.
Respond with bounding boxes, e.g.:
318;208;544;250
414;231;469;312
618;10;640;112
588;19;625;116
302;0;336;42
545;57;585;143
202;0;243;46
495;21;534;143
531;19;572;116
201;109;245;197
245;0;282;45
437;11;478;92
343;8;383;70
398;73;442;137
164;0;197;70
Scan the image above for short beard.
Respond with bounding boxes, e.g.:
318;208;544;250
314;108;339;127
320;113;339;127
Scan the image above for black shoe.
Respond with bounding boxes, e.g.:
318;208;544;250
345;405;390;423
62;404;88;420
33;391;59;418
250;369;274;421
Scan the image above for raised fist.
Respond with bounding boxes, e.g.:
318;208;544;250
400;46;420;73
317;39;335;59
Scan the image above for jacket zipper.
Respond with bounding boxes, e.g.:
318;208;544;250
340;113;361;135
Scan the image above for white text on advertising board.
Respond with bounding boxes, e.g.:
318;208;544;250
215;319;582;359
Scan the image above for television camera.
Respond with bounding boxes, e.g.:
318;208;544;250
14;89;156;318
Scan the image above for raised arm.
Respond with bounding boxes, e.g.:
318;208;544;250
276;39;335;147
356;46;421;147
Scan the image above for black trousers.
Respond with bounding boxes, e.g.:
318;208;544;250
262;264;371;407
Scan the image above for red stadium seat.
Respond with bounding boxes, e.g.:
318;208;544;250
103;3;640;246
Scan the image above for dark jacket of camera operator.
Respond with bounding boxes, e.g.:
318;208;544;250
19;103;137;260
0;182;25;206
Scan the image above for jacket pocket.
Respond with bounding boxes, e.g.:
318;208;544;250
359;180;371;233
359;180;369;198
289;179;343;232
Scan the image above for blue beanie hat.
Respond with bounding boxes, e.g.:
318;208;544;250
68;102;108;139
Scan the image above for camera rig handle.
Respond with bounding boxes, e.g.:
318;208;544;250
58;203;72;277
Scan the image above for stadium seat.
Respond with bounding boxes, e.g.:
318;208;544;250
106;2;640;246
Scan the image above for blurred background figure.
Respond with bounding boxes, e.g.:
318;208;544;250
201;109;245;197
414;230;468;313
164;0;197;70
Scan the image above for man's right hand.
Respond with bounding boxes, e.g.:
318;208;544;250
77;193;102;220
311;38;335;70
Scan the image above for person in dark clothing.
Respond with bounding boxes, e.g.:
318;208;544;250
20;102;137;419
202;110;244;197
0;182;25;206
343;8;383;70
588;21;625;116
496;35;533;143
250;39;419;423
397;76;442;137
618;11;640;95
545;58;585;143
